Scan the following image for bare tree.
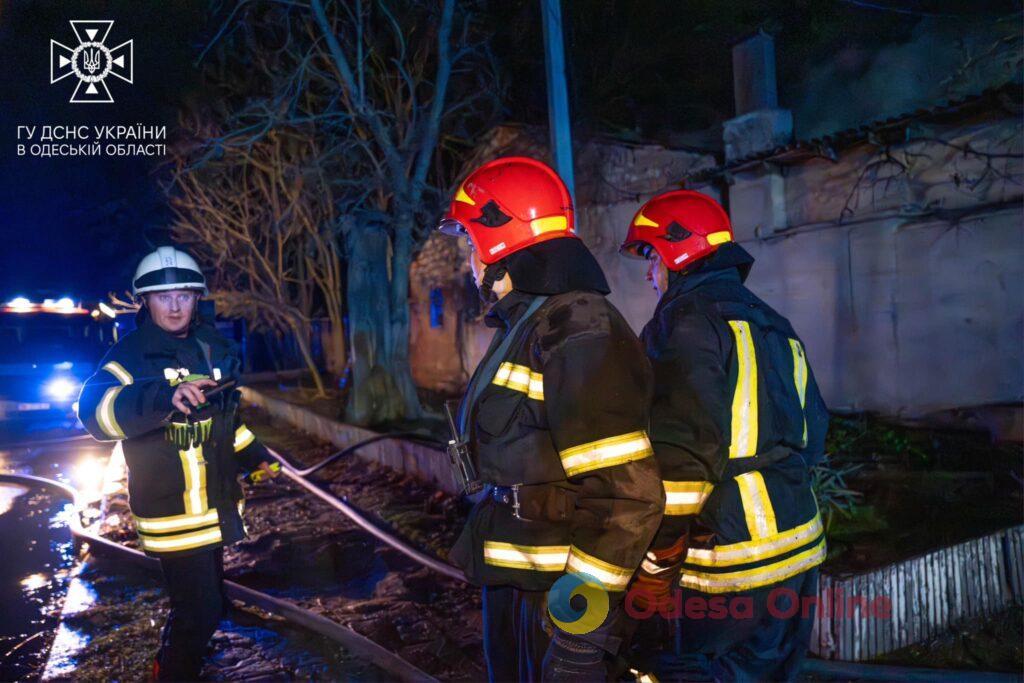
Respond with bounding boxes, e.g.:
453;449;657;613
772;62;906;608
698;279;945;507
168;124;344;397
190;0;502;424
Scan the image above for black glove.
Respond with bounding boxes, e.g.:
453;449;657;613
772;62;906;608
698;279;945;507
542;631;607;682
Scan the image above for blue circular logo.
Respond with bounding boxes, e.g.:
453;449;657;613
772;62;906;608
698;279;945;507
547;572;609;635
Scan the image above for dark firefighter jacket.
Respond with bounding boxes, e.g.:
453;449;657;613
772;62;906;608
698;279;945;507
77;312;269;557
450;239;665;607
640;242;829;594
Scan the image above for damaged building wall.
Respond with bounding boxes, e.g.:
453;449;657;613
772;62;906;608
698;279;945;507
409;107;1021;436
721;110;1023;427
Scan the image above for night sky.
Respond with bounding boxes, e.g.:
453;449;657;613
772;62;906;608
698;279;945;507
0;0;1017;302
0;0;209;300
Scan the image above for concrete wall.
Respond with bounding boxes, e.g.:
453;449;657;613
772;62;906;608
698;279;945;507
714;112;1023;420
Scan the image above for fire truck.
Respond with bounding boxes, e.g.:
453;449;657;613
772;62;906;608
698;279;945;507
0;296;118;424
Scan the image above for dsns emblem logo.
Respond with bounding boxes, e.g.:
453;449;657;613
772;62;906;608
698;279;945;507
50;21;133;103
547;573;608;635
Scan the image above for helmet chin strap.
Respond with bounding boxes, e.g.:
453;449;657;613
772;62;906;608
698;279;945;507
479;261;508;304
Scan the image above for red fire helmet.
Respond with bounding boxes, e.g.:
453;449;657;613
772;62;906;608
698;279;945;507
438;156;576;264
620;190;733;271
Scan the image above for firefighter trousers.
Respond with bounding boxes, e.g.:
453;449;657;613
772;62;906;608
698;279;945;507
650;567;819;682
482;585;555;683
155;547;230;681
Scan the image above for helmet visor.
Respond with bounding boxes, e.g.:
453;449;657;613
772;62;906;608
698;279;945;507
619;240;654;260
437;217;468;237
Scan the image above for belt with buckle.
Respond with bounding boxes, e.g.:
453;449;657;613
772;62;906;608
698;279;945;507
491;484;522;519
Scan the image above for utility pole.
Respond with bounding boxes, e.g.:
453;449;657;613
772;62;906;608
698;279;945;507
540;0;575;202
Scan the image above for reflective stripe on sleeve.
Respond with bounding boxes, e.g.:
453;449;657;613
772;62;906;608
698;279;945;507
492;362;544;400
102;361;133;386
483;541;569;571
566;546;634;591
663;480;714;516
96;385;125;439
678;538;826;594
559;431;653;478
727;320;758;458
234;424;255;452
736;471;778;540
789;338;809;446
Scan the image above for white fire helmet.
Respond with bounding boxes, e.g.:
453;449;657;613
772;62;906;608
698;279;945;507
132;246;208;295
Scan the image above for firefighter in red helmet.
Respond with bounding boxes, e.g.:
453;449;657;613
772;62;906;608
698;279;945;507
620;190;829;681
439;157;664;681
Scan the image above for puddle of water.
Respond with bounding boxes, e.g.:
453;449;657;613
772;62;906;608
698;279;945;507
0;483;28;517
39;563;97;681
39;622;90;680
0;431;113;680
0;486;79;680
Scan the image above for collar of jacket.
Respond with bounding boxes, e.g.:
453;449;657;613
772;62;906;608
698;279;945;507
484;290;538;330
135;310;191;349
663;242;755;301
501;237;610;296
482;237;610;329
135;309;235;360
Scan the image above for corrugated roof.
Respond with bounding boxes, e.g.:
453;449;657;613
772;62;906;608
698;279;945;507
684;81;1022;184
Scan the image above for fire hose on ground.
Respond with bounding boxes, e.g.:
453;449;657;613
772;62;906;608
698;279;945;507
0;471;436;682
262;441;467;583
4;432;1018;683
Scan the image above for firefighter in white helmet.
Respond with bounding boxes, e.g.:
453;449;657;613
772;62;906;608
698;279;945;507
78;246;277;680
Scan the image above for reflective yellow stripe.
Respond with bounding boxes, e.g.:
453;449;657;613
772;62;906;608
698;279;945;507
566;546;634;591
455;185;476;205
728;320;758;458
685;513;823;567
178;444;207;515
678;538;826;594
634;213;658;227
483;541;569;571
559;431;653;478
234;425;255;452
492;362;544;400
138;526;223;553
706;230;732;246
663;480;714;515
102;361;133;386
736;471;778;540
530;215;568;235
96;385;125;439
134;508;219;533
789;338;809;446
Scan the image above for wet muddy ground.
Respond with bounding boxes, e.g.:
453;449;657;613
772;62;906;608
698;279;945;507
12;405;1020;680
84;405;484;680
42;560;386;681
